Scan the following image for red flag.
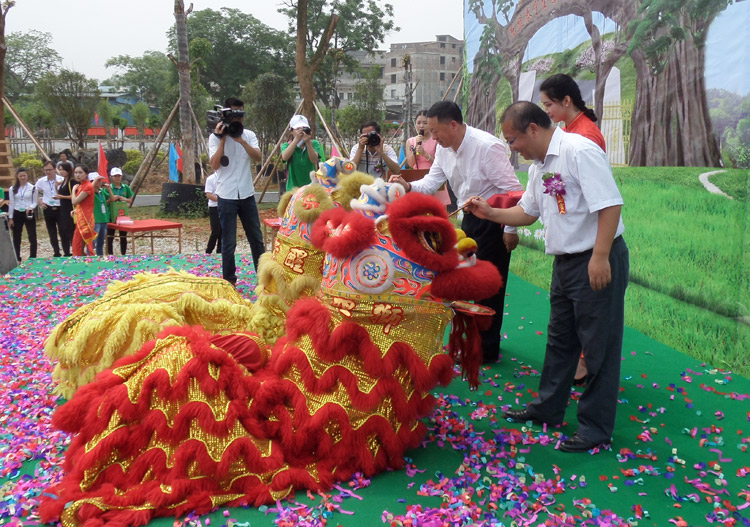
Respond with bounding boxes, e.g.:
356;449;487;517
98;141;109;182
175;141;183;172
331;144;340;157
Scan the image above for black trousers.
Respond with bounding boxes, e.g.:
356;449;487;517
11;212;37;261
205;206;222;254
461;213;511;361
106;228;128;255
42;206;62;256
59;203;74;256
525;237;629;444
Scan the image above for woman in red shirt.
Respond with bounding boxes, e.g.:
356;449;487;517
539;73;606;152
71;164;96;256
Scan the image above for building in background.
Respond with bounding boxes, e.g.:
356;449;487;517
334;35;464;122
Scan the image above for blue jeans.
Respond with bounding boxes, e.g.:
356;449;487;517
217;195;265;283
94;223;108;256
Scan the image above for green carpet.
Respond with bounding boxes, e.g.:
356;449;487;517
1;255;748;526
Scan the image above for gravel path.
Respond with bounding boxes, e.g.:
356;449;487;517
699;169;733;199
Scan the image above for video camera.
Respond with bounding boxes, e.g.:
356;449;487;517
366;131;381;147
207;105;245;138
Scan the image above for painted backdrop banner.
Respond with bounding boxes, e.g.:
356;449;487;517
463;0;750;168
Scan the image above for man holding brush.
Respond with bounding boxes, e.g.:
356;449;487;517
389;101;523;363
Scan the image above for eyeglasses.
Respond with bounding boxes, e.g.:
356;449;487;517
506;131;523;146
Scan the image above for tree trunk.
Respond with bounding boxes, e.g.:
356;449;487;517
174;1;196;184
295;0;338;134
465;62;498;133
0;9;6;145
630;35;721;167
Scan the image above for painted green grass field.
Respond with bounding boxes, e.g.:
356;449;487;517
509;167;750;376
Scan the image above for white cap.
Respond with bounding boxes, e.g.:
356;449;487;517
289;115;310;129
110;167;123;176
88;172;104;182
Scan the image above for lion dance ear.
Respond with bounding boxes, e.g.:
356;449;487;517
311;207;377;258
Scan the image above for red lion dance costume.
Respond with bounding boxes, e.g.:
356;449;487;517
40;179;502;527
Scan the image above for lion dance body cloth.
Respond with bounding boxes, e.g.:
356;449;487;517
40;158;503;527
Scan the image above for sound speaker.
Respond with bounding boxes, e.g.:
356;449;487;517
0;214;18;275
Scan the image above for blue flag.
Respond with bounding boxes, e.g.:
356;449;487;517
168;143;180;182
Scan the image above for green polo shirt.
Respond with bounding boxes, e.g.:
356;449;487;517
94;188;110;223
283;139;325;191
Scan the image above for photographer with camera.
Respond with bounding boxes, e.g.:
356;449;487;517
208;97;265;286
349;121;400;177
281;115;325;191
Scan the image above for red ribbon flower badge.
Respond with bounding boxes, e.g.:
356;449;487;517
542;172;566;214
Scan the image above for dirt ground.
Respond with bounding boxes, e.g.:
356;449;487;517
11;193;281;260
135;165;283;197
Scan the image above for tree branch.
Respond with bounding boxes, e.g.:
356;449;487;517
309;14;339;72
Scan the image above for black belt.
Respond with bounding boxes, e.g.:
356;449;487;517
557;236;622;262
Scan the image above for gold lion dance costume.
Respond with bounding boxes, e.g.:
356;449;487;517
40;160;503;527
45;159;373;399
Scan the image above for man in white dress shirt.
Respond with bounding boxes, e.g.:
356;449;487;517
36;160;65;257
390;101;523;363
208;97;265;285
466;101;629;453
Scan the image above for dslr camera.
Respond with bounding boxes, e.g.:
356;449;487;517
366;131;381;147
207;105;245;138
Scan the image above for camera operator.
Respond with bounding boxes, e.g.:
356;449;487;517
349;121;400;177
281;115;325;191
208;97;265;286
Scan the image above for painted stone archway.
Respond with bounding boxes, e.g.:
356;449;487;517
465;0;728;167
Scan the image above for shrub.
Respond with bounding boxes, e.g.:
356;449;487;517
124;149;143;163
123;159;142;175
12;152;44;179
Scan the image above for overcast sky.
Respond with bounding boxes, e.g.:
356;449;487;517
6;0;465;82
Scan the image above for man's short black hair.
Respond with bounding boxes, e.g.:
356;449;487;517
224;97;244;108
500;101;552;132
426;101;463;124
360;121;381;134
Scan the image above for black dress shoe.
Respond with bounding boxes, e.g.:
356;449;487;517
502;408;542;424
559;433;602;453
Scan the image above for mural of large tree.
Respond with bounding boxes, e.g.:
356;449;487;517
627;0;729;166
466;0;729;167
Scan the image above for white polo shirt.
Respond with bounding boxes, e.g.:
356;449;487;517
208;129;260;200
410;125;523;233
204;173;219;208
518;127;625;255
36;175;64;206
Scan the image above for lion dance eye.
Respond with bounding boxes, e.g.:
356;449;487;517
420;231;442;253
